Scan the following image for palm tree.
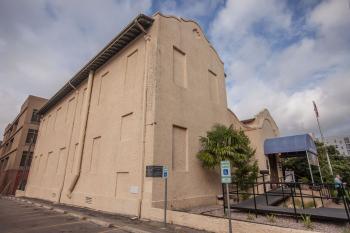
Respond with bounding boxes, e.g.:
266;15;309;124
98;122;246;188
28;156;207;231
197;124;258;191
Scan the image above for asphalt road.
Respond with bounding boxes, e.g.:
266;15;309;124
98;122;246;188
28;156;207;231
0;198;126;233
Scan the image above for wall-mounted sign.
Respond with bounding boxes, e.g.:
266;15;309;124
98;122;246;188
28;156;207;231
146;165;164;178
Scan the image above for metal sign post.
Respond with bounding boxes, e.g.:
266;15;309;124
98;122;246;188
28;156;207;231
162;166;168;227
221;160;232;233
146;165;169;227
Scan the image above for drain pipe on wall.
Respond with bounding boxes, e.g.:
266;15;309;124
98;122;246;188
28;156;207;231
67;70;94;198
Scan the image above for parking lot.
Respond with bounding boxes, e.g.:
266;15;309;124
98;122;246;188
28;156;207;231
0;197;209;233
0;198;128;233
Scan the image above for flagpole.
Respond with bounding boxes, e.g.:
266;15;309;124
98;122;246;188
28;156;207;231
313;101;333;176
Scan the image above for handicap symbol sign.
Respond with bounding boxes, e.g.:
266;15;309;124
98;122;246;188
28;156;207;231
220;160;231;183
223;168;229;176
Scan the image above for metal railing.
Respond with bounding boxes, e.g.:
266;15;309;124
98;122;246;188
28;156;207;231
223;175;350;223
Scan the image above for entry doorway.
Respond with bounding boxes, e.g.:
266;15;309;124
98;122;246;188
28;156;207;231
268;154;279;183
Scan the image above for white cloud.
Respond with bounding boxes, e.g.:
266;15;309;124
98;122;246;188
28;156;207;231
210;0;350;137
210;0;291;45
0;0;151;136
157;0;224;19
0;0;349;139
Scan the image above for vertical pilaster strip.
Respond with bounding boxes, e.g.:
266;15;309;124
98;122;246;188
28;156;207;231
67;70;94;198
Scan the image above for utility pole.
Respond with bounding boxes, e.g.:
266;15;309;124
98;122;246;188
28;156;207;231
313;101;333;176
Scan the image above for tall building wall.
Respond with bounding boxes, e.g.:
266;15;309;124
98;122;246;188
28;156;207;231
26;34;147;216
150;15;228;209
324;136;350;156
25;13;280;217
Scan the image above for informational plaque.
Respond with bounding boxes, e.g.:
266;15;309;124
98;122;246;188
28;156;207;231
146;165;164;177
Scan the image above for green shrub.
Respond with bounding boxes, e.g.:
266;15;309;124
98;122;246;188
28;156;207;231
266;213;276;223
197;124;258;193
301;214;313;229
330;189;337;198
300;177;309;183
240;193;251;201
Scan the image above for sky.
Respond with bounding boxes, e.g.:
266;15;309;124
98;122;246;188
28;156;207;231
0;0;349;138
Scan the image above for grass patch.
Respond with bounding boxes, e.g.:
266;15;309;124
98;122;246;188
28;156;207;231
246;211;255;221
266;213;276;223
301;214;313;230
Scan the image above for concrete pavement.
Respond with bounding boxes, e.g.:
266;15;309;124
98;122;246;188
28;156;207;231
0;196;209;233
0;198;127;233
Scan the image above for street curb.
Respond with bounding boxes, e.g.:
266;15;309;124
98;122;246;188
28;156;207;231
87;218;113;228
34;203;43;207
53;208;67;214
43;205;53;210
121;226;151;233
67;212;87;220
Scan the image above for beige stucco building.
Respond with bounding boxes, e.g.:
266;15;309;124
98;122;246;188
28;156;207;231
24;13;279;217
0;95;47;195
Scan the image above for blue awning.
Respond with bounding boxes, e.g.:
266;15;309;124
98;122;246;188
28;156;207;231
264;134;318;156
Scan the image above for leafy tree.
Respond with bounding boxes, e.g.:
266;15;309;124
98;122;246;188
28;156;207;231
316;141;350;184
197;124;258;191
283;141;350;184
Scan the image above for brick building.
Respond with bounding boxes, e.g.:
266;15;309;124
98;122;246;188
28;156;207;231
0;95;47;194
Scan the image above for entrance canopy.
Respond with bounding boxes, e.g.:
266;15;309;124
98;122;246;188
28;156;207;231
264;134;318;156
264;134;322;184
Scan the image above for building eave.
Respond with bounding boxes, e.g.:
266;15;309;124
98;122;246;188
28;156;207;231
38;14;154;115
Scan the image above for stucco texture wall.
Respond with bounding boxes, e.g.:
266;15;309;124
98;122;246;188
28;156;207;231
26;33;147;216
25;13;281;220
150;14;229;210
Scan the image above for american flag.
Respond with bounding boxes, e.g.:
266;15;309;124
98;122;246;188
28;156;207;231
313;101;319;118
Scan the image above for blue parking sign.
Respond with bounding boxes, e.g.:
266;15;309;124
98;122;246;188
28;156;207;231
162;166;168;179
220;161;231;183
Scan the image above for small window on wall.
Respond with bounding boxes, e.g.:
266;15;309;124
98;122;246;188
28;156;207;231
26;129;38;143
31;109;40;123
20;151;33;167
